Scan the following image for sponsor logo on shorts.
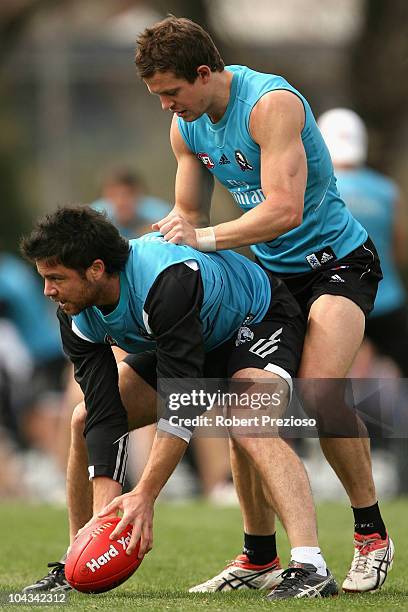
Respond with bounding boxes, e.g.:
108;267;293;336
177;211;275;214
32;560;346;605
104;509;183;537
249;327;283;358
329;274;345;283
320;251;334;264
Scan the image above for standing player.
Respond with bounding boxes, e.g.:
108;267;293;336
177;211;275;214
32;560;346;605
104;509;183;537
134;16;393;593
21;206;337;600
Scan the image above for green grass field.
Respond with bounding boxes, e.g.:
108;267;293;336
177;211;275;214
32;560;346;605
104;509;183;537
0;499;406;611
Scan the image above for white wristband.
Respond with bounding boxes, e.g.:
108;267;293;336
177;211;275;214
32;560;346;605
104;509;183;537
195;227;216;251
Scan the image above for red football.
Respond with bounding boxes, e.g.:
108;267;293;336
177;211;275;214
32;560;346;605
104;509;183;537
65;517;142;593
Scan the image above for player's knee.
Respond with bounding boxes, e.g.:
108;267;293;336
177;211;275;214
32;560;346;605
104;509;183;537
299;379;345;418
231;370;290;417
71;401;86;435
298;378;359;435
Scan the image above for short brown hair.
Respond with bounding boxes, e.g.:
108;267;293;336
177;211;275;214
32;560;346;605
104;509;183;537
135;16;224;83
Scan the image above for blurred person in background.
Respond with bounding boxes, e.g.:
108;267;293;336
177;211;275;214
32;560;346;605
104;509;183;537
136;16;393;595
0;251;67;501
0;253;64;388
318;108;408;378
91;168;171;238
318;108;408;495
0;302;32;499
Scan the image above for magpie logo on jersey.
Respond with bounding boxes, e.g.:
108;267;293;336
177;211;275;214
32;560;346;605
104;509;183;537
104;334;118;346
235;150;253;171
197;152;215;169
249;327;283;358
219;153;230;165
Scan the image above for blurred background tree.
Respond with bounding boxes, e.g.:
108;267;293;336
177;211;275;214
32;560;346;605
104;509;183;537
351;0;408;176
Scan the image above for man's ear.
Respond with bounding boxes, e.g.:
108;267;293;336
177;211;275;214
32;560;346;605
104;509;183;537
197;65;211;83
87;259;105;281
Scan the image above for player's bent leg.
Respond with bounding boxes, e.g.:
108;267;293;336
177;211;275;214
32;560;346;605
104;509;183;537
230;369;338;599
229;437;276;537
191;370;338;597
190;434;282;593
297;294;374;504
22;401;89;595
67;402;93;543
230;369;319;550
298;294;392;592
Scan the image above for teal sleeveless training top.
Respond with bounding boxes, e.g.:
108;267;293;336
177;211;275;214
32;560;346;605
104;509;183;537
72;233;271;352
178;65;367;273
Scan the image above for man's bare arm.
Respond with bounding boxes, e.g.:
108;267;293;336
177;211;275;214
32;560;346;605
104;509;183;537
211;90;307;248
172;116;214;226
153;117;214;232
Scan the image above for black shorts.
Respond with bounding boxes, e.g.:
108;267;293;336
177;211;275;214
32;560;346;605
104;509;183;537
124;276;306;393
365;305;408;376
266;238;383;318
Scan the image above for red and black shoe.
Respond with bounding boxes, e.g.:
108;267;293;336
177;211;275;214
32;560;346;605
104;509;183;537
342;533;394;592
189;553;283;592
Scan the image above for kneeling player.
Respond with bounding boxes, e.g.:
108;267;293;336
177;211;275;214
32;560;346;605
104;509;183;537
21;206;337;600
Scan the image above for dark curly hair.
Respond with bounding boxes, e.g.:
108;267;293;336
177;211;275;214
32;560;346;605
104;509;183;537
20;206;130;274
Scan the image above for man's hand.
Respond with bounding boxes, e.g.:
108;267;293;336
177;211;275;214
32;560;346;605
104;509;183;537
152;213;198;248
98;488;155;559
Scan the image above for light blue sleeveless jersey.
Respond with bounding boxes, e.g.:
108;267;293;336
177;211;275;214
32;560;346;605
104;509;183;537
72;233;271;352
336;168;406;316
178;65;367;273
